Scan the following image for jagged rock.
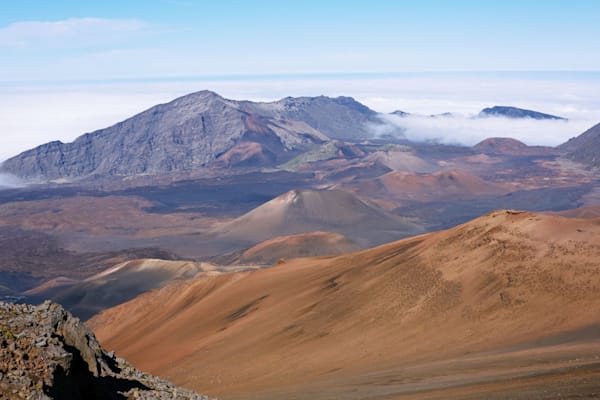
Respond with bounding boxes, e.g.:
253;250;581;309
0;300;211;399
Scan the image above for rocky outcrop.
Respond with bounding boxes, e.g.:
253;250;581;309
0;300;210;399
0;91;379;181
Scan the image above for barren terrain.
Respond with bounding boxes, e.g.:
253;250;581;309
91;210;600;399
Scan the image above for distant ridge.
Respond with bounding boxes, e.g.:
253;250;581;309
478;105;566;120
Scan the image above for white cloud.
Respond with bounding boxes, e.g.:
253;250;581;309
0;173;26;189
0;18;149;48
375;113;594;147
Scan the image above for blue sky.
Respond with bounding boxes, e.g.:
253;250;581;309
1;1;600;161
1;0;599;81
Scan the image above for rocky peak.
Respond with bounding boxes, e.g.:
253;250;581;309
0;300;211;399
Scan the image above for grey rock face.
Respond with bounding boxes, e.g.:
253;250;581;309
1;91;379;180
241;95;378;140
0;300;212;399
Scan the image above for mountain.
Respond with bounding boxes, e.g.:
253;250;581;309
559;122;600;168
0;300;208;399
90;210;600;399
212;188;423;247
478;105;566;120
0;91;379;181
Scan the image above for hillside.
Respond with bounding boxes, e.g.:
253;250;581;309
91;210;600;399
560;122;600;168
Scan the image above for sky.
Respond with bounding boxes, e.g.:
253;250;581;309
1;1;599;161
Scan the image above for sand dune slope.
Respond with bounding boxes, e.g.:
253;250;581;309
91;210;600;399
237;231;361;264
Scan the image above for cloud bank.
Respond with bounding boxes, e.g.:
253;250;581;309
0;172;26;189
375;113;593;147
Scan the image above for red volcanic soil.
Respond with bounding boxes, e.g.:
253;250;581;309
91;210;600;399
214;142;276;167
237;231;360;264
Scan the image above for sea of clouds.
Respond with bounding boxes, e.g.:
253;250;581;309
373;113;593;147
1;72;599;161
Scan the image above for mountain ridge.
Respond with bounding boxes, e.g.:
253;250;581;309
0;91;379;181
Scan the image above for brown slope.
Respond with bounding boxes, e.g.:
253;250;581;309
376;169;508;202
0;195;217;238
213;188;423;247
90;210;600;399
551;205;600;219
237;231;361;264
